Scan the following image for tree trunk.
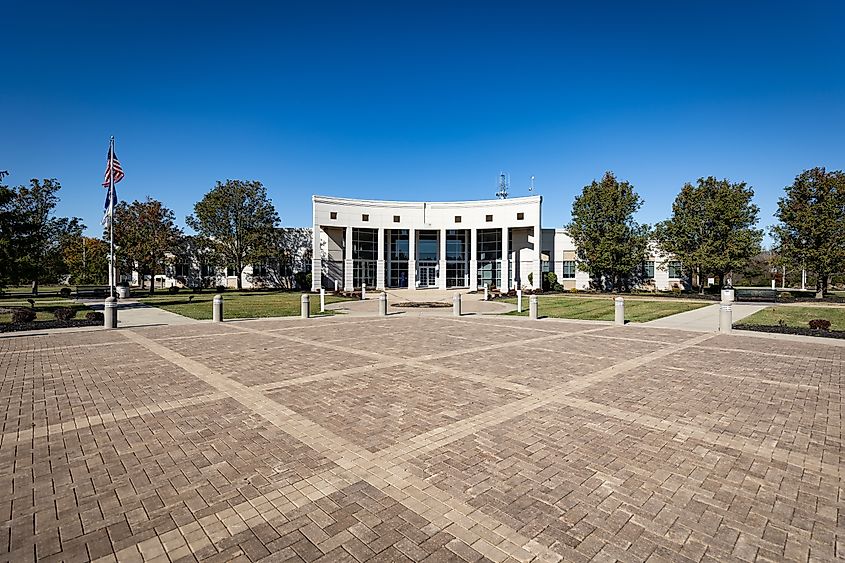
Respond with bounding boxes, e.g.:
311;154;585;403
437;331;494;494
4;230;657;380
236;265;243;290
816;274;827;299
698;266;704;295
31;280;38;295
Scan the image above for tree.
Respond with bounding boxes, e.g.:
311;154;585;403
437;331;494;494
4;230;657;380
171;234;220;288
1;178;82;293
187;180;279;290
654;177;762;292
772;167;845;299
0;171;14;289
565;172;650;291
255;227;313;288
112;198;183;294
62;236;109;285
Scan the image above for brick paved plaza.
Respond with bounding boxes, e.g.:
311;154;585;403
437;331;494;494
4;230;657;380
1;316;843;562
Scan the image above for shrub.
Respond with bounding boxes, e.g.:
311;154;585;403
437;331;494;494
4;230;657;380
527;272;534;287
215;285;226;293
53;307;76;321
11;308;37;323
808;319;831;331
59;287;72;298
85;311;105;322
777;292;794;301
543;272;557;291
569;287;579;293
168;286;180;294
671;285;682;294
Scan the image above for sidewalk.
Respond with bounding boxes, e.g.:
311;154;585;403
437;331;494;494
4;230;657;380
326;289;515;317
82;299;198;328
642;302;769;332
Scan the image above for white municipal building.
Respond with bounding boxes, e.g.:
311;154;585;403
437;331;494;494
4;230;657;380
311;195;683;292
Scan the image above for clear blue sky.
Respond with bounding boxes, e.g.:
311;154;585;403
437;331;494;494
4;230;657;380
3;1;843;243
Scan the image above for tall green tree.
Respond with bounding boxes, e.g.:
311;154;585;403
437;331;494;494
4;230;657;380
113;198;183;294
654;177;762;292
772;167;845;299
187;180;279;290
1;178;82;293
62;236;109;285
0;171;14;289
565;172;651;291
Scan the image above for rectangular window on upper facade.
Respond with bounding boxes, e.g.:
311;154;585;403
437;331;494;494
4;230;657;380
642;261;655;279
517;212;524;220
562;260;576;279
174;263;190;277
485;215;493;222
393;215;400;222
454;216;461;223
362;214;369;222
668;260;682;278
330;211;337;220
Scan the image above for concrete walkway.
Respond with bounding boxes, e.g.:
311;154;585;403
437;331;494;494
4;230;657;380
82;298;198;328
643;302;769;331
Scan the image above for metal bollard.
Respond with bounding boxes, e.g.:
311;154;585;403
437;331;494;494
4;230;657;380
320;288;326;313
614;297;625;326
453;293;461;316
103;296;118;329
213;294;223;322
719;300;732;333
361;286;366;300
301;294;310;318
517;289;523;313
529;294;538;320
484;286;489;301
379;292;388;316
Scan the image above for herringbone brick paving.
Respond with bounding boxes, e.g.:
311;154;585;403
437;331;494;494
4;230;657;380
0;315;842;562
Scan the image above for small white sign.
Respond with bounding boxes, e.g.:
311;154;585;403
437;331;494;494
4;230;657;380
707;277;715;285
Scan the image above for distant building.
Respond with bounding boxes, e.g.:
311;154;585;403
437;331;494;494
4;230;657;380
311;195;684;292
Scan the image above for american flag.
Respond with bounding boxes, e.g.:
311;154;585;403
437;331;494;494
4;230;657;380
102;142;124;225
102;145;124;187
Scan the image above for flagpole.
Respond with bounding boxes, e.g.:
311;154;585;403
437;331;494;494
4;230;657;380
109;136;115;297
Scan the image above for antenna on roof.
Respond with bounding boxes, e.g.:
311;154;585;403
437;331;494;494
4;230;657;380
528;175;535;193
496;171;509;199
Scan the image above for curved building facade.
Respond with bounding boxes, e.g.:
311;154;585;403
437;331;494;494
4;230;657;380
311;195;544;292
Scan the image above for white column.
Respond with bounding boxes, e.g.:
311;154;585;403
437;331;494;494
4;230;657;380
532;225;542;290
468;229;477;289
344;226;354;291
501;227;510;291
407;228;416;290
438;228;447;290
376;227;386;290
311;225;322;291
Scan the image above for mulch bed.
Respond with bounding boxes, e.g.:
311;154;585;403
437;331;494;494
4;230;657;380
0;319;103;333
733;324;845;340
393;302;452;308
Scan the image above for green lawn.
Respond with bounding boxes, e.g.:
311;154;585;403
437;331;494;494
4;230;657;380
0;299;92;324
503;295;709;322
137;291;353;320
736;306;845;331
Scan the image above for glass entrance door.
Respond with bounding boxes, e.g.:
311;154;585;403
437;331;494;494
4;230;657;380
417;263;437;288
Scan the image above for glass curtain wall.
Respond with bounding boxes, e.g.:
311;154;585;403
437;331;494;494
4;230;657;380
352;228;378;288
387;230;409;288
477;229;501;289
446;230;469;288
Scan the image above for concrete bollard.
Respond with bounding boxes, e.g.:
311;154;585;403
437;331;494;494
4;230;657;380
379;292;388;316
529;294;538;320
103;296;118;329
320;288;326;313
361;286;366;300
517;289;523;313
453;293;461;316
614;297;625;326
719;300;732;333
484;286;489;301
301;294;310;318
213;294;223;322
